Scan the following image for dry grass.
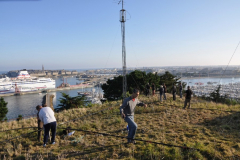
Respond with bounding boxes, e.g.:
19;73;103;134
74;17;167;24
1;94;240;159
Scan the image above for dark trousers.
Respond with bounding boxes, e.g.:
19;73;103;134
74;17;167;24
37;121;43;142
43;121;57;144
173;93;176;100
145;89;150;96
184;99;191;108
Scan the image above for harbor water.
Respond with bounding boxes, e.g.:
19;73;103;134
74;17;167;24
2;77;102;120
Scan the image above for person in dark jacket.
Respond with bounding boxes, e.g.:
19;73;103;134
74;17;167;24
120;89;147;143
172;85;176;100
163;83;167;100
145;83;150;96
183;86;193;109
179;83;183;98
151;83;155;96
159;85;164;102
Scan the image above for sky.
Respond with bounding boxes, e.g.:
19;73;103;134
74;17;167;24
1;0;240;71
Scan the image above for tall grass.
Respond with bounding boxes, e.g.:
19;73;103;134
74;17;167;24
1;94;240;159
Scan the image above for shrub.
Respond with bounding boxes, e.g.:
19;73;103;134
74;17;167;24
0;97;8;122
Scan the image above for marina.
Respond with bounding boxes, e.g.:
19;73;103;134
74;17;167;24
1;75;108;120
191;82;240;99
181;77;240;99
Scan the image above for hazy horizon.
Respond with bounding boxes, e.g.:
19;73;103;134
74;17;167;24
1;64;240;72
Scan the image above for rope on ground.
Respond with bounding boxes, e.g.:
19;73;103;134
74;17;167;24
0;127;37;133
0;104;120;144
149;98;240;113
57;127;199;151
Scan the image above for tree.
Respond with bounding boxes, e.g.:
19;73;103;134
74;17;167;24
209;85;227;103
101;75;123;100
0;97;8;121
102;70;181;100
55;93;86;111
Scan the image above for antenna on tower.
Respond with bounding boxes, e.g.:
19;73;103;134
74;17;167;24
119;0;127;99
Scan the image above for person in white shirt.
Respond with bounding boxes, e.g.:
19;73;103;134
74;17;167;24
37;106;57;147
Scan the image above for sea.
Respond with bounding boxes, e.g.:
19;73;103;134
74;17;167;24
1;75;240;120
0;71;7;75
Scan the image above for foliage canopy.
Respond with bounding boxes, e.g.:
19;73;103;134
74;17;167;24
101;70;185;100
56;93;86;111
0;97;8;121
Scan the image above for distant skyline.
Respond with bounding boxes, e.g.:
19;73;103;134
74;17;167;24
2;64;240;72
1;0;240;71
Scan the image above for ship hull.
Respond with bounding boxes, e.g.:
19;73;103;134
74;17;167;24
0;78;55;94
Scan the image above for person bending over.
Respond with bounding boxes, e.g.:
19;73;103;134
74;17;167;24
37;105;57;147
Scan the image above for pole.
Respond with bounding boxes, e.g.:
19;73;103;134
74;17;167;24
120;0;127;99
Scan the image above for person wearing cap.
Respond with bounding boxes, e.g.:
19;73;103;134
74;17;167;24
37;105;57;147
120;89;147;144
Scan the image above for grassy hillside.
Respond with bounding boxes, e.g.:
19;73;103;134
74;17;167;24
1;94;240;159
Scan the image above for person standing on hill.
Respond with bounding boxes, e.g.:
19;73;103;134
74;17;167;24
172;85;177;100
151;83;155;96
145;83;150;96
163;83;167;100
159;85;164;102
37;106;57;147
120;89;147;143
179;83;183;98
183;86;193;109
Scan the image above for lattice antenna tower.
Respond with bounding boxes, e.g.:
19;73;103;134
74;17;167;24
119;0;127;99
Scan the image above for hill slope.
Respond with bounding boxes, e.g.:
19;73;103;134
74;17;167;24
1;94;240;159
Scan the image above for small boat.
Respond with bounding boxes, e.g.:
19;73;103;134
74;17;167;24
195;82;204;85
77;92;91;96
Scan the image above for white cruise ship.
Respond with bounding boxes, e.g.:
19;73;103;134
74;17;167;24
0;70;55;94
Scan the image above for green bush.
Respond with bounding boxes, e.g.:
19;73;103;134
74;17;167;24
0;97;8;122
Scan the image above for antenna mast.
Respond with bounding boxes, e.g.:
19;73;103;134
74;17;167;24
120;0;127;99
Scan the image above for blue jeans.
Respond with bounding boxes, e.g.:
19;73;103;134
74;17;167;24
180;91;182;98
43;121;57;144
163;93;167;100
159;94;163;102
125;116;137;141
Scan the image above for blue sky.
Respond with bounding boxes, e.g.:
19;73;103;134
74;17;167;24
1;0;240;71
